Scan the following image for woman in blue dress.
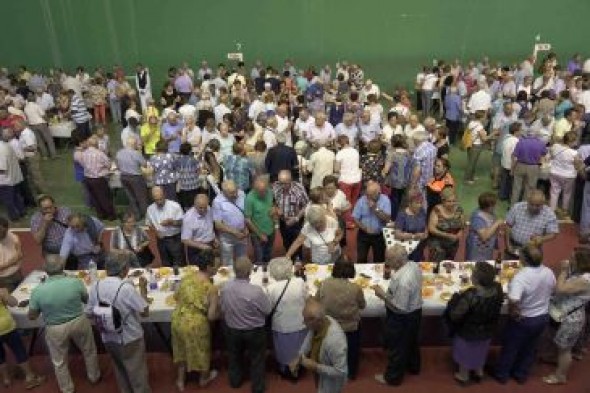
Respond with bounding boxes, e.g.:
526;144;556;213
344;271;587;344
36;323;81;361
465;192;504;261
394;192;428;262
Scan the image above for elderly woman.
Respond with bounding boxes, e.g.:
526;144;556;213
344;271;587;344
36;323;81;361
109;212;152;267
394;192;428;262
140;115;161;157
171;257;219;390
427;187;465;263
323;175;351;249
445;262;503;384
425;157;454;217
465;192;504;261
176;142;201;210
316;262;366;380
0;217;23;292
542;248;590;385
266;257;308;379
360;139;385;186
286;206;343;264
148;140;179;201
549;131;580;220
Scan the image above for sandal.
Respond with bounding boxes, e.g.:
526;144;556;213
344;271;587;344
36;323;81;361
199;369;218;388
25;375;46;390
542;375;566;385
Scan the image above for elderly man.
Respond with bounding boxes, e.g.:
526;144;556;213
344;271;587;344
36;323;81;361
174;70;194;101
467;81;492;114
145;186;184;267
212;180;248;266
0;128;25;220
307;140;335;189
358;109;381;148
373;245;423;386
74;135;116;220
411;130;437;198
273;170;309;261
245;176;277;265
14;118;46;196
182;193;218;270
23;93;56;158
264;132;298;183
290;299;348;393
352;180;392;263
29;255;101;393
491;102;518;189
494;244;555;384
161;112;184;154
116;137;149;219
31;195;72;255
307;111;336;146
220;257;271;393
505;189;559;258
294;108;315;141
59;212;105;269
86;253;151;393
335;111;359;146
510;133;547;205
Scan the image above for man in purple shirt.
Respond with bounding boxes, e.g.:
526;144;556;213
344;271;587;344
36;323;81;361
511;135;547;205
220;257;271;393
173;70;193;100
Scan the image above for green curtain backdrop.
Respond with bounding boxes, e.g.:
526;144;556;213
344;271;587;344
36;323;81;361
2;0;587;90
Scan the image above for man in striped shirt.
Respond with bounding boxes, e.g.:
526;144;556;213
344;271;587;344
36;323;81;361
373;244;423;386
74;135;116;220
68;89;92;138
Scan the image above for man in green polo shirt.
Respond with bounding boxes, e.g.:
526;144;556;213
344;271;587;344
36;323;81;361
245;176;278;265
28;255;100;393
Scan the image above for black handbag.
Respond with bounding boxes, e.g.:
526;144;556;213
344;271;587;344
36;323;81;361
266;279;291;329
120;227;155;267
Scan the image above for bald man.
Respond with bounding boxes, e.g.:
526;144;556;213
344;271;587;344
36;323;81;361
352;180;391;263
116;137;149;218
505;189;558;258
212;180;248;266
291;299;348;393
373;245;422;386
145;186;185;266
182;193;218;269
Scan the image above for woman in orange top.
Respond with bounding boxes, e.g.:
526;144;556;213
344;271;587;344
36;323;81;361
426;157;454;218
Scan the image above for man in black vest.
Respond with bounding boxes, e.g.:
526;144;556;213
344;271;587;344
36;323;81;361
135;63;152;111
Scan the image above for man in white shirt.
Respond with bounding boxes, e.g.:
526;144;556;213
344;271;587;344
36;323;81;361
294;109;315;141
307;141;335;189
14;118;46;196
358;109;381;146
178;100;197;122
214;96;231;125
307;111;335;146
421;69;439;117
24;95;56;158
467;81;492;114
197;61;213;81
334;135;362;228
145;186;185;267
0;129;25;220
35;88;55;111
499;123;522;201
335;112;359;146
275;104;292;146
495;244;555;384
381;112;403;145
403;115;425;146
360;79;381;103
248;94;265;121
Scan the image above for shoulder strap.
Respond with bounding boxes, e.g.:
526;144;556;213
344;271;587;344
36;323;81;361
119;227;137;255
270;279;291;316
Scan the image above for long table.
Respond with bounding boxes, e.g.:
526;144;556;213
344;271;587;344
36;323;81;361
10;261;519;330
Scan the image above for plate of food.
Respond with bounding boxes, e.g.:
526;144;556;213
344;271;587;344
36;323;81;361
305;264;319;274
419;262;434;273
441;261;456;273
217;267;231;277
422;274;435;286
353;276;371;289
440;292;453;302
165;294;176;306
503;260;520;269
434;275;455;286
421;286;435;298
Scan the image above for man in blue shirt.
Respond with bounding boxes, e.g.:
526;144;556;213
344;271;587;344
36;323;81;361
352;181;392;263
59;213;105;269
160;112;184;153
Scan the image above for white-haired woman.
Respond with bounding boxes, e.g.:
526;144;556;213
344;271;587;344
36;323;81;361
266;257;308;380
285;206;343;264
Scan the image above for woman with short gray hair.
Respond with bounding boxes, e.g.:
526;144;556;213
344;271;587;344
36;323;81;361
266;257;308;380
285;206;343;264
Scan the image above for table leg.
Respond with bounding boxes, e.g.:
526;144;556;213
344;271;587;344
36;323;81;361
153;322;172;355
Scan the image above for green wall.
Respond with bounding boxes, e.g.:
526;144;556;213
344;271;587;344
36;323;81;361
2;0;588;91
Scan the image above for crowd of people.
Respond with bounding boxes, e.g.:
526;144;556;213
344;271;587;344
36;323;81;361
0;53;589;392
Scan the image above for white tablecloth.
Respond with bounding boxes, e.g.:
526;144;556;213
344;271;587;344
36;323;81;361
10;261;518;329
49;122;75;138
